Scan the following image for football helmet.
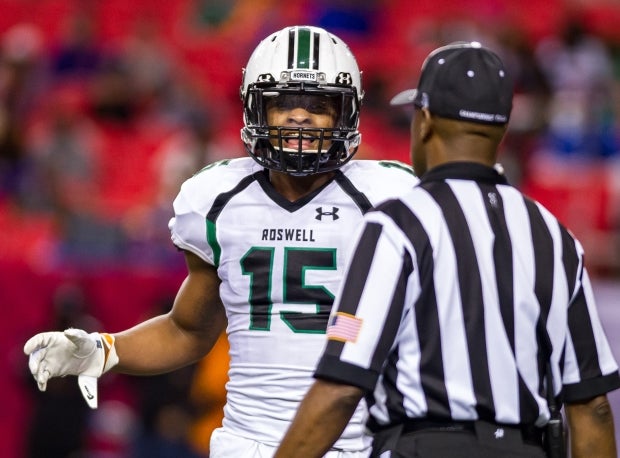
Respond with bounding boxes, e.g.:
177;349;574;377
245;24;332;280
240;25;363;175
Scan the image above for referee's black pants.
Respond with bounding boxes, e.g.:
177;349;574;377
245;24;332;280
371;420;547;458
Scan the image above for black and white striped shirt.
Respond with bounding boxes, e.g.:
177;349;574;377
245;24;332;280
316;162;620;428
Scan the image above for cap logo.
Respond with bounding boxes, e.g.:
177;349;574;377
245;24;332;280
467;70;474;77
459;110;507;123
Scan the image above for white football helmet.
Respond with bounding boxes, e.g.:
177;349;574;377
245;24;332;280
240;25;363;175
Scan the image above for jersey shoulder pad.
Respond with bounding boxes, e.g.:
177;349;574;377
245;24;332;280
170;157;260;265
341;160;419;203
343;159;417;180
180;157;259;198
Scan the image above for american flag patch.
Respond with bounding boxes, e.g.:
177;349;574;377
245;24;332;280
326;312;362;343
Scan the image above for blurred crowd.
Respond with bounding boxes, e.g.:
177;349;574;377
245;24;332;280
2;0;620;457
1;0;620;273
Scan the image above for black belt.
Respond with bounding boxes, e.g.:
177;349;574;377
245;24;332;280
398;419;544;446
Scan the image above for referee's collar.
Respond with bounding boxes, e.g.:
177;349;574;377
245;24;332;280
419;161;509;185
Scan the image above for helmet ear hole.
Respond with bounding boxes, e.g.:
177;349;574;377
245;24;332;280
240;25;363;175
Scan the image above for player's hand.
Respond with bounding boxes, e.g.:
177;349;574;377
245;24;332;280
23;328;119;408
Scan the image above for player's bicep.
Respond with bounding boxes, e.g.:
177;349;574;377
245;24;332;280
169;251;226;345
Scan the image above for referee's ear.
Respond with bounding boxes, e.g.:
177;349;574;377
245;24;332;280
419;107;433;142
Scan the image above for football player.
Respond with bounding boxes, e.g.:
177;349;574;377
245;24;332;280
24;25;418;457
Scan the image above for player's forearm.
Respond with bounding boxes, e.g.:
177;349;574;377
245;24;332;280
275;379;364;458
111;314;215;375
566;395;617;458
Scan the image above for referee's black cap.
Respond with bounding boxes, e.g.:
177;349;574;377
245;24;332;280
390;41;513;125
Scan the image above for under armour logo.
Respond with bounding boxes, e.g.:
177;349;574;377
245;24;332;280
257;73;275;83
494;428;504;439
316;207;339;221
336;72;352;85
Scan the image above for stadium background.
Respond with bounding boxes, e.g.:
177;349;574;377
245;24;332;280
1;0;620;456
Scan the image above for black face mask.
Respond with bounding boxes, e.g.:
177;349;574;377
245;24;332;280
242;83;361;175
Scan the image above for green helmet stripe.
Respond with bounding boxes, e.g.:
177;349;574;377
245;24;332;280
287;27;320;70
296;27;311;69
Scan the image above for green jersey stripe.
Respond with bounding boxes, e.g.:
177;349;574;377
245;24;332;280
206;219;221;267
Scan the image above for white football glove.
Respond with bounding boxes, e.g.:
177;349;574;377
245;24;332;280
23;328;119;409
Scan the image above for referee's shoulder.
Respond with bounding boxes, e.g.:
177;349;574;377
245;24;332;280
369;183;447;234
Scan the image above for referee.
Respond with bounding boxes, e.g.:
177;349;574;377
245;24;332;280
275;42;620;458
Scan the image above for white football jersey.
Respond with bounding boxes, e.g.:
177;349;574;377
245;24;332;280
169;157;417;451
